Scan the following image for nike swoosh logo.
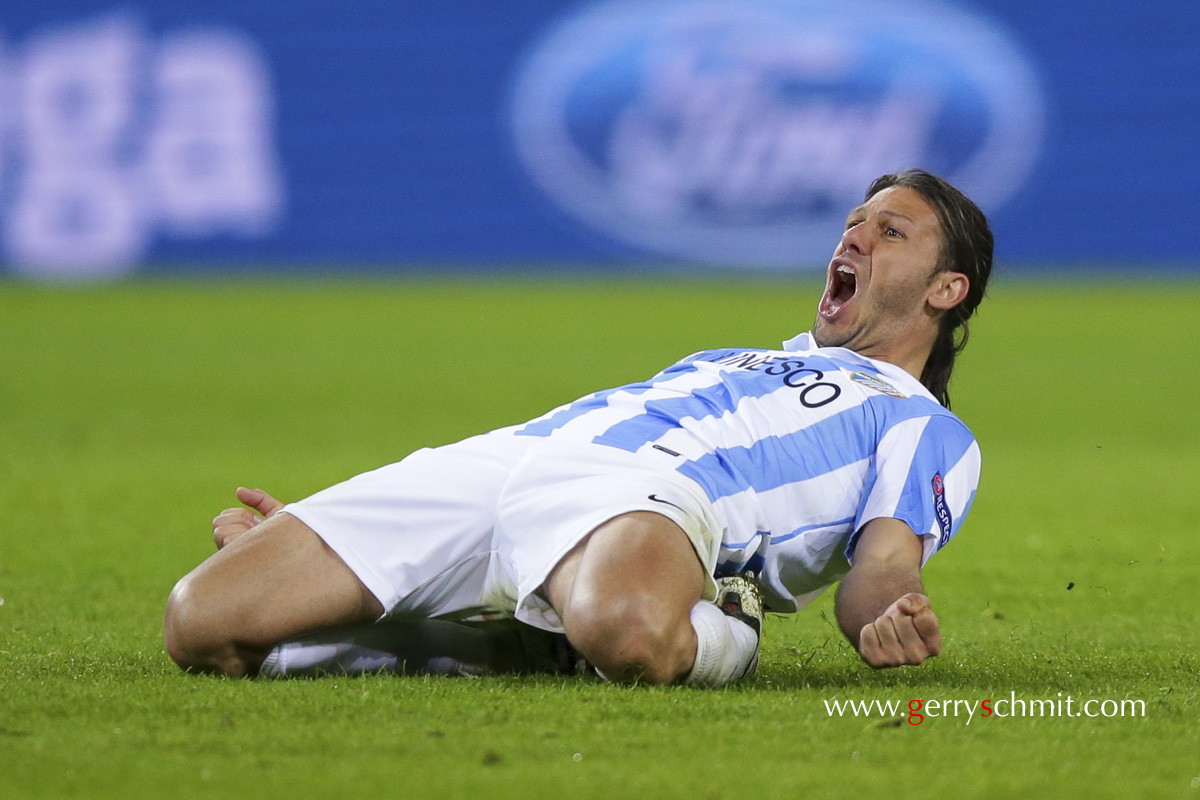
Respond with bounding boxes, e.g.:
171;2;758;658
648;494;685;512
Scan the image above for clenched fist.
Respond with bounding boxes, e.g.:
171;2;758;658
858;592;942;669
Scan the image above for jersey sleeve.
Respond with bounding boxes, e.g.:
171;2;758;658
845;413;981;567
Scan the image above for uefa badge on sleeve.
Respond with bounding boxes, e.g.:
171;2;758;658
932;473;954;549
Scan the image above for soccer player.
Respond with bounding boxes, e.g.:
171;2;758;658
163;169;992;687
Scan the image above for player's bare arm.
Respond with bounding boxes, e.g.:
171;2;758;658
834;517;942;669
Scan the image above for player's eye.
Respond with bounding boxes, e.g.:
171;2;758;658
845;218;863;231
886;226;905;238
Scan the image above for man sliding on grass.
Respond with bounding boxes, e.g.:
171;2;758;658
164;169;993;687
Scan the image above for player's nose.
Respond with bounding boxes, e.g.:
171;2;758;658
840;221;871;255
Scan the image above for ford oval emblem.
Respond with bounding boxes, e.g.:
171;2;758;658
510;0;1045;268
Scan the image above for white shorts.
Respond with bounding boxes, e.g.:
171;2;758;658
282;431;722;632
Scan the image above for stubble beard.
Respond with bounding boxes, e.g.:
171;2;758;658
811;316;850;349
812;279;928;355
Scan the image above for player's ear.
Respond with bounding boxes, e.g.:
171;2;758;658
927;272;969;311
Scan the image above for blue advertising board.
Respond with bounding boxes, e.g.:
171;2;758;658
0;0;1195;278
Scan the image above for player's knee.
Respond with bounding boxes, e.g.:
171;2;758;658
162;574;255;677
564;592;690;684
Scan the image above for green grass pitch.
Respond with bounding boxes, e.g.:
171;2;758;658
1;276;1197;798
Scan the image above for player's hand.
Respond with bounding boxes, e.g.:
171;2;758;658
857;592;942;669
211;487;286;550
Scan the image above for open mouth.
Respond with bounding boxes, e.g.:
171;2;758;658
819;262;859;319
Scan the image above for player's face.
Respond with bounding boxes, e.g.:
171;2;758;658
813;186;953;353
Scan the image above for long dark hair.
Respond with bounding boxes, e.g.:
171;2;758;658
865;170;994;409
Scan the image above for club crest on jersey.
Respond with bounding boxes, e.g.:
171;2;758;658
850;371;906;398
932;473;953;548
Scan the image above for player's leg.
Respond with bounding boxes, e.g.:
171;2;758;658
167;431;537;678
171;508;574;678
544;511;701;683
496;441;760;687
163;511;382;676
544;511;760;686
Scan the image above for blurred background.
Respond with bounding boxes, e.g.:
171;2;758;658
2;7;1198;794
0;0;1195;281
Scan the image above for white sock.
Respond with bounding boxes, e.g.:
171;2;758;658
685;601;759;687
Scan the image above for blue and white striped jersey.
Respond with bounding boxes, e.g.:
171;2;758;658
515;332;981;613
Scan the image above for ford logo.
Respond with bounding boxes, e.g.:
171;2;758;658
510;0;1045;268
